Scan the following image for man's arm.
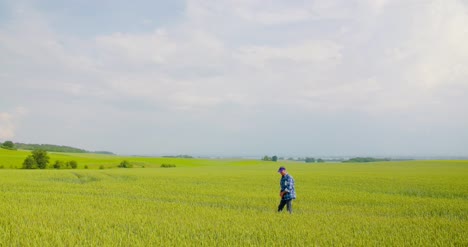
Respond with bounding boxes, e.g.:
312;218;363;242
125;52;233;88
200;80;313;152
280;177;287;197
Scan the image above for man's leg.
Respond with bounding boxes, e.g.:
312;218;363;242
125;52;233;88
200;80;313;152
286;199;292;214
278;200;287;212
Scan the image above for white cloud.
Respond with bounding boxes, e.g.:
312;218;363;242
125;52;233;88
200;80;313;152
0;107;28;140
229;1;312;25
185;0;361;25
236;41;342;68
0;112;15;140
2;0;467;114
405;0;468;89
95;29;176;65
0;5;103;99
360;0;390;15
0;0;467;155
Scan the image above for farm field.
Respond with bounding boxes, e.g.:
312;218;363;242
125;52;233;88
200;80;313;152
0;148;467;246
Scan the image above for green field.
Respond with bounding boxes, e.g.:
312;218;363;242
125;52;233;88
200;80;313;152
0;148;467;246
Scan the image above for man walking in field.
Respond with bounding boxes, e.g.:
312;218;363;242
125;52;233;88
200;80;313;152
277;166;296;214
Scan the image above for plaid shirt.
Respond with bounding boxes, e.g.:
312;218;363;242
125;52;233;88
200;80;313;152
280;173;296;200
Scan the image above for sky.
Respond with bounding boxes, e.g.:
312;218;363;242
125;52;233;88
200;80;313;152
1;0;467;157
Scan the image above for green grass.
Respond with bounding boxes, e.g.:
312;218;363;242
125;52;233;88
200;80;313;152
0;148;261;169
0;148;467;245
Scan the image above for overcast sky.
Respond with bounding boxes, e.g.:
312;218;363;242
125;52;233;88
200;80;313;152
1;0;467;157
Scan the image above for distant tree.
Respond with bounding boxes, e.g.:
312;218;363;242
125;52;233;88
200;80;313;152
272;156;278;162
2;140;15;149
53;160;64;169
317;158;325;163
305;157;316;163
287;157;294;161
22;155;37;169
262;156;271;161
68;160;78;169
118;160;133;168
161;164;176;168
32;150;50;169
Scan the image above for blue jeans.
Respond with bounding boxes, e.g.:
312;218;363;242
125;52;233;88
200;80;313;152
278;199;292;213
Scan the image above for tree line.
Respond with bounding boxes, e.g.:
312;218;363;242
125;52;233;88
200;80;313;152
262;155;326;163
162;155;193;158
22;150;78;169
262;155;279;162
342;157;391;163
1;141;16;150
1;141;114;154
16;143;87;153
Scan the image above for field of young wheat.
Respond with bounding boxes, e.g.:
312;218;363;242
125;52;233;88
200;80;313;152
0;148;467;246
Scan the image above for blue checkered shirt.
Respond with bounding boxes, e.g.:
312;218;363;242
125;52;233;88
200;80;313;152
280;174;296;200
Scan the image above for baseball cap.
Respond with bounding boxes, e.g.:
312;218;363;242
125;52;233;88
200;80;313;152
277;166;286;172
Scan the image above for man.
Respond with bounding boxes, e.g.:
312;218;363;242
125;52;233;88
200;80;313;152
277;166;296;213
